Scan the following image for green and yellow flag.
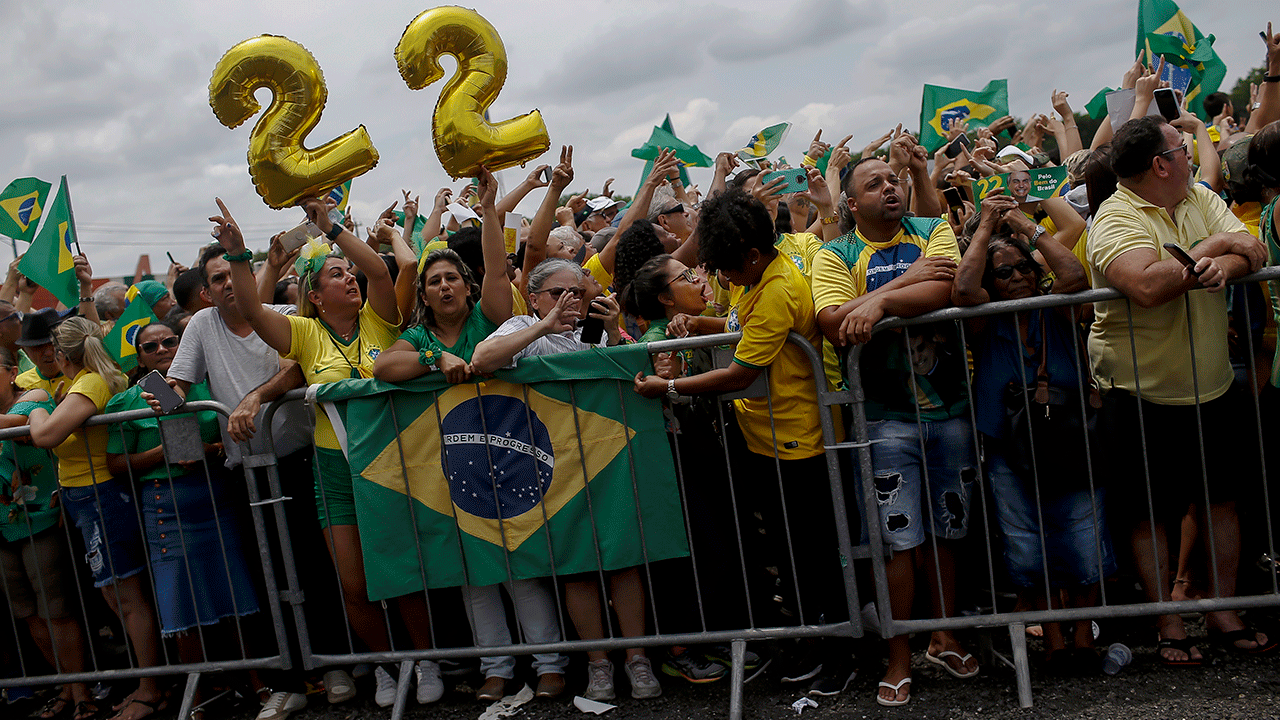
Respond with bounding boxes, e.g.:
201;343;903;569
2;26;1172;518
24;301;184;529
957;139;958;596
313;344;689;600
1137;0;1226;120
737;122;791;161
327;180;352;219
919;79;1009;152
0;178;52;243
632;115;712;193
18;177;78;309
104;285;160;372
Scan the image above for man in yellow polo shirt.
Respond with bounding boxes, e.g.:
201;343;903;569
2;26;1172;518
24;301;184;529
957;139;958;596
1087;115;1272;665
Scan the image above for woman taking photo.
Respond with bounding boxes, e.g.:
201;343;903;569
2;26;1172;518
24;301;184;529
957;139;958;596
207;194;441;707
632;188;852;694
951;193;1115;669
21;317;166;720
105;321;262;710
470;259;645;702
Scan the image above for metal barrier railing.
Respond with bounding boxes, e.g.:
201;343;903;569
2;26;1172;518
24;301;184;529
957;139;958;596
254;334;861;720
849;265;1280;708
7;267;1279;716
0;401;293;720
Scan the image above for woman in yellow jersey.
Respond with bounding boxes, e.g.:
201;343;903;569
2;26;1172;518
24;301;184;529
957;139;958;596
633;189;853;692
208;195;442;707
22;317;166;720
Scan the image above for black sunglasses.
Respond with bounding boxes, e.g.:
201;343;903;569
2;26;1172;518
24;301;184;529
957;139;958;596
536;286;585;300
139;336;179;354
991;260;1039;280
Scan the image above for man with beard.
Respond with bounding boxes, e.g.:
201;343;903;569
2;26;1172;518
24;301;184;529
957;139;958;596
811;134;978;707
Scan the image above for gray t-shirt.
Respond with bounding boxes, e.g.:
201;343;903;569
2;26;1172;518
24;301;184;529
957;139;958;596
489;314;607;367
168;305;313;467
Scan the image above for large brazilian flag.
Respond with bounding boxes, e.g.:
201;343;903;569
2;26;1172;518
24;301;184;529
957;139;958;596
1136;0;1226;121
312;343;689;600
919;80;1009;153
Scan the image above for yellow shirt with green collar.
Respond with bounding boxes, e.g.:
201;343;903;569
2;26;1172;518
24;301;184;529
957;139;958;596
725;253;831;460
53;369;114;488
811;216;969;422
16;367;65;396
284;303;401;450
1087;183;1250;405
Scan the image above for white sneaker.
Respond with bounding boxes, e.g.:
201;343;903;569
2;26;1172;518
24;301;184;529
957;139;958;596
256;691;306;720
323;669;356;704
373;665;398;708
415;660;444;704
625;656;662;699
584;659;615;701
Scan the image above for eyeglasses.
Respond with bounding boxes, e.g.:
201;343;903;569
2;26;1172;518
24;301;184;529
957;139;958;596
535;286;585;300
1157;143;1190;159
665;267;699;286
991;260;1039;280
139;336;179;354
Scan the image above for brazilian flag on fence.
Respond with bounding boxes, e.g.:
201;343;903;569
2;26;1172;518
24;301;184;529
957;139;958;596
104;285;160;372
1137;0;1226;120
312;344;689;600
0;178;52;243
18;177;79;309
919;79;1009;153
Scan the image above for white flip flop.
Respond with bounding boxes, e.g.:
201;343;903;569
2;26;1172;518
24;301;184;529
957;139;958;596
926;649;979;678
876;676;911;707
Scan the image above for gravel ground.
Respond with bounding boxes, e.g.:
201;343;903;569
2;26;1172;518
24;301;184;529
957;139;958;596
17;611;1278;720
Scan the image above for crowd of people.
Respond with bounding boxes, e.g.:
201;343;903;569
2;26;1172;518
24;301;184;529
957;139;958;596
2;20;1280;718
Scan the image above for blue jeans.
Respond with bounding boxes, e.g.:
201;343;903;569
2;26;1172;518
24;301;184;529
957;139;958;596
860;416;977;552
987;450;1116;588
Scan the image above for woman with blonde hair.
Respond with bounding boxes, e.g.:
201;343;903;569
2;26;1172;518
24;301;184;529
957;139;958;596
20;316;166;720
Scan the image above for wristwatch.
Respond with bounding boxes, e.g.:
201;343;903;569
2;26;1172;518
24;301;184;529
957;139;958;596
1028;225;1045;250
666;379;679;400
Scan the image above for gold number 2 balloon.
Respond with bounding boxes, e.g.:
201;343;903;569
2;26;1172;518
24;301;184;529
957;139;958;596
395;6;550;179
209;35;379;209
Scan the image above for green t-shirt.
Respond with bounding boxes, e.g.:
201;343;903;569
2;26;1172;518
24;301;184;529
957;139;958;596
104;382;221;482
399;308;500;363
0;401;60;541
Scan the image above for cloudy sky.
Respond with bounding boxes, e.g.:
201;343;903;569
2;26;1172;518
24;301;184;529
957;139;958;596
0;1;1270;277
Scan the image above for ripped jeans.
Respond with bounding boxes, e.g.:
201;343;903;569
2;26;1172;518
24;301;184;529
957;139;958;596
858;416;977;552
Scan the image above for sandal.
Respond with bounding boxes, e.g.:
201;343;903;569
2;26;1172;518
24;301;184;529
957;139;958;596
925;649;979;678
1208;626;1280;655
73;702;101;720
37;695;72;720
108;698;165;720
876;676;911;707
1156;637;1204;667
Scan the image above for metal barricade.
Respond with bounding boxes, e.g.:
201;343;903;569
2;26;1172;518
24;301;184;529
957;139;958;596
255;333;863;720
846;266;1280;708
0;401;293;720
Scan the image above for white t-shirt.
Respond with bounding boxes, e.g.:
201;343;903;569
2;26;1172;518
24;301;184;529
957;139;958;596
488;314;607;367
168;305;314;466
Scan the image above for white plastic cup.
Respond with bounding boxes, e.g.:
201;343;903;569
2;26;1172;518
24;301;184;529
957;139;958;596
1102;642;1131;675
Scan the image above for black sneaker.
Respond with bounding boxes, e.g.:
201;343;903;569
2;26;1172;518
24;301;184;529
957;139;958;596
807;664;857;696
705;644;772;684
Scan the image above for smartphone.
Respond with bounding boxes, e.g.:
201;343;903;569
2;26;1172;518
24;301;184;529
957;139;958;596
280;221;322;253
579;311;604;345
944;133;971;159
166;251;178;265
761;169;809;194
1154;88;1181;122
943;187;965;210
1163;242;1202;276
539;167;552;183
138;370;184;415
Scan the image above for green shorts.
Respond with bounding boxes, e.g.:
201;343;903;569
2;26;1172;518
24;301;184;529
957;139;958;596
313;446;357;529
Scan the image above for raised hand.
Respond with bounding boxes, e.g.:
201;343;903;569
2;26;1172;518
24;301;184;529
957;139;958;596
476;167;499;208
861;128;895;159
551;145;575;191
1051;89;1072;120
209;198;246;253
525;164;550;189
602;177;615;198
806;129;830;162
